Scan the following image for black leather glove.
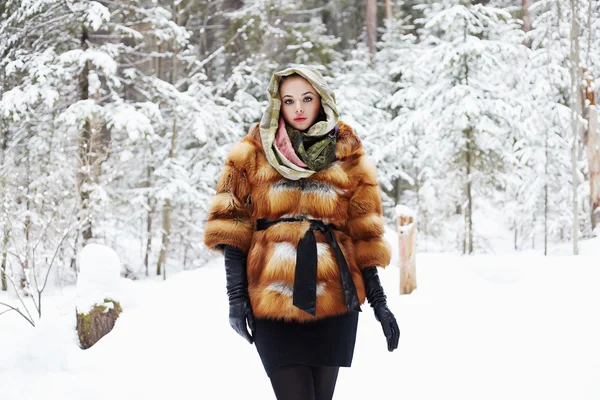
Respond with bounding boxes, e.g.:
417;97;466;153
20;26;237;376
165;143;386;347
222;244;255;344
362;266;400;352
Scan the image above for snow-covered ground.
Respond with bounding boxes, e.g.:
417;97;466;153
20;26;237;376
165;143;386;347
1;234;599;399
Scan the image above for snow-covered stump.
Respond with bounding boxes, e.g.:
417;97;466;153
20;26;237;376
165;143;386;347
75;244;122;349
396;205;417;295
76;299;122;350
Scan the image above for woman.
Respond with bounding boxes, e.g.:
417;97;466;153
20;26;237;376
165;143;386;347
203;65;399;400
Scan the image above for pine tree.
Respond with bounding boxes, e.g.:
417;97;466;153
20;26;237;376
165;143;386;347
526;0;598;251
382;0;530;253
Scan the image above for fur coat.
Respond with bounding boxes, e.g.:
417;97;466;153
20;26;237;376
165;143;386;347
203;121;392;323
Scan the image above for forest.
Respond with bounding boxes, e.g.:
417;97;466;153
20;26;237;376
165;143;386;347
1;0;599;292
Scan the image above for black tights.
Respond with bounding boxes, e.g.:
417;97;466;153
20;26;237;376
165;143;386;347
269;364;340;400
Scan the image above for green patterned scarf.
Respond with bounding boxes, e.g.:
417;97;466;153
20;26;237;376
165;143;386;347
259;65;340;180
285;123;337;171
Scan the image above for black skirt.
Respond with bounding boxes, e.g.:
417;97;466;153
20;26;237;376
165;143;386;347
253;311;360;377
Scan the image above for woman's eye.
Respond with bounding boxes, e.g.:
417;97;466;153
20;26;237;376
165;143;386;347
284;99;293;104
304;97;312;102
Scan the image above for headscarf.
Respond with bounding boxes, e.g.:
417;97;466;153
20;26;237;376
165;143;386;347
259;65;340;180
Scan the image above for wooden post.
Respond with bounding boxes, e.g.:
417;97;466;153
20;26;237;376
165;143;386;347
396;205;417;294
582;69;600;231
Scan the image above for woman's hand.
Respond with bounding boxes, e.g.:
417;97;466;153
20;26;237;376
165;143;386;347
373;303;400;351
228;293;256;344
222;244;255;344
362;266;400;352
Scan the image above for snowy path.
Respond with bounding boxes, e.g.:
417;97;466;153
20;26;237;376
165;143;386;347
1;252;600;399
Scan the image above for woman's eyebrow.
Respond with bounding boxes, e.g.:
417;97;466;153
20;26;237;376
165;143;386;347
282;91;315;98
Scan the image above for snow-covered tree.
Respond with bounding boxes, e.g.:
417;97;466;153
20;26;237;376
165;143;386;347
0;0;236;288
381;0;531;253
525;0;599;252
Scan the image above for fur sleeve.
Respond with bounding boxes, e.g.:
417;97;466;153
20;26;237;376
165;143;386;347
203;139;255;255
346;154;392;270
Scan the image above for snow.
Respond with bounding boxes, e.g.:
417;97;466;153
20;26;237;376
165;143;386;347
107;104;156;141
1;0;598;396
395;204;416;218
75;244;126;313
58;49;118;76
2;235;600;399
76;1;111;31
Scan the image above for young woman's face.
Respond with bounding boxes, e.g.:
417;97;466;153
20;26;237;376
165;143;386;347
279;76;322;131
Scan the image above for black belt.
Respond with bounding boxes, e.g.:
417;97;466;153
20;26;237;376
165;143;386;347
256;217;361;316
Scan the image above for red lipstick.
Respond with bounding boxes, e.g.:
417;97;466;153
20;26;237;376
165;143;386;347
294;116;307;122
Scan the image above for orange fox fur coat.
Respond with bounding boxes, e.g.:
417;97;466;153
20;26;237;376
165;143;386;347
203;121;392;323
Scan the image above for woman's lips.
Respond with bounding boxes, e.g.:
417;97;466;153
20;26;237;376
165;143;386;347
294;116;307;122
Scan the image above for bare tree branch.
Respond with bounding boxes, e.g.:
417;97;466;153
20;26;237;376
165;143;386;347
5;260;36;324
41;204;82;293
0;301;35;327
0;308;14;317
183;18;256;88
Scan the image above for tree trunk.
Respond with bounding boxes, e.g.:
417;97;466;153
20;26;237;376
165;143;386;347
156;32;179;279
521;0;531;41
366;0;377;56
77;26;94;245
544;125;549;255
69;231;80;277
465;128;474;254
183;207;193;270
145;187;153;278
156;118;177;280
0;120;7;291
21;148;32;293
1;226;7;291
582;72;600;231
145;153;155;277
385;0;392;35
76;299;122;349
385;0;392;22
463;209;467;254
569;0;582;254
395;176;402;204
156;197;170;278
531;213;536;249
76;27;111;248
